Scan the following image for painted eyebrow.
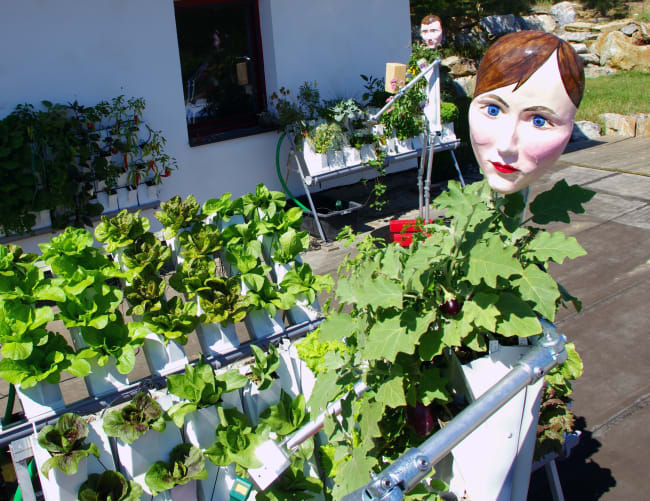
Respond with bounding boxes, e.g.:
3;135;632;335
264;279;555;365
479;94;509;109
524;105;561;119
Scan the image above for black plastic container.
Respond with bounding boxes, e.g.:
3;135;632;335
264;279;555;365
292;194;363;241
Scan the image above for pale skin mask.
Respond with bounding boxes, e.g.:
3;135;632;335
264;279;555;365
468;52;578;194
420;20;443;49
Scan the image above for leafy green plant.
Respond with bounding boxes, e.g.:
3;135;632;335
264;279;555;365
249;343;280;391
102;392;166;445
94;210;150;253
240;183;287;221
37;413;100;478
305;179;594;497
178;222;222;260
201;192;244;225
78;470;143;501
166;357;248;427
245;277;294;318
279;262;333;304
295;330;349;376
309;123;346;154
145;443;208;495
204;407;264;472
270;228;310;265
120;232;172;275
124;271;166;316
143;296;199;345
155;195;204;240
197;275;251;326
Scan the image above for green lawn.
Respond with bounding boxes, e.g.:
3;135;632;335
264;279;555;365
576;71;650;125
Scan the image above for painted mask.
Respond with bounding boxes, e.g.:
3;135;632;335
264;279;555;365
420;20;443;49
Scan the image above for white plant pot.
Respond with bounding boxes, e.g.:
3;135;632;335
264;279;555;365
445;345;545;501
343;146;361;166
151;481;199;501
96;191;118;214
15;382;66;421
117;395;183;495
116;172;129;188
69;327;130;398
32;210;52;231
183;407;235;501
372;124;385;136
287;294;321;325
244;308;285;340
215;213;245;232
302;142;329;176
137;182;160;205
326;149;345;170
360;144;377;163
31;419;114;501
241;380;282;423
395;138;413;153
383;137;398;155
411;134;425;151
195;298;240;356
117;186;138;210
142;332;189;376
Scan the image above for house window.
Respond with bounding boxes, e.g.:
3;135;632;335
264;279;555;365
174;0;267;146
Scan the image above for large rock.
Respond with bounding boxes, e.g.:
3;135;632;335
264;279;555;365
597;19;640;34
441;56;477;77
561;31;598;42
600;113;636;136
579;53;600;65
594;31;650;71
480;14;520;35
584;66;616;78
571;43;588;54
635;114;650;138
572;121;602;141
452;76;475;98
550;2;580;26
620;24;638;36
519;14;557;32
564;21;599;32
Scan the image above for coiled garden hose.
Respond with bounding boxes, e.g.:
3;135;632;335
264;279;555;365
275;132;310;212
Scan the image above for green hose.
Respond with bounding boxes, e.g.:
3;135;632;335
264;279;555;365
2;384;15;427
275;132;310;212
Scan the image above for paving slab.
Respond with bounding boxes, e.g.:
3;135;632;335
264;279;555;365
559;136;650;176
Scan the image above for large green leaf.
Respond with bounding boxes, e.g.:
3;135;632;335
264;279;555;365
466;236;523;288
376;376;406;409
525;231;587;264
513;264;560;321
494;293;542;337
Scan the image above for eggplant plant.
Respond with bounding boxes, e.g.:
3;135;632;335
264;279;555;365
165;357;248;427
78;470;143;501
154;194;204;240
94;209;150;253
145;443;208;496
102;392;166;445
36;413;100;478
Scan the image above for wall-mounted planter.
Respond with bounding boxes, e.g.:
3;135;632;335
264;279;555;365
15;382;66;421
301;141;329;176
137;181;160;206
31;419;115;501
96;190;118;214
343;146;361;166
117;186;138;210
395;137;413;153
411;133;425;152
195;297;240;356
326;149;345;170
32;210;52;231
241;380;282;423
69;327;130;398
360;144;377;163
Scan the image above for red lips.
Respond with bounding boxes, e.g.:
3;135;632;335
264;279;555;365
491;162;518;174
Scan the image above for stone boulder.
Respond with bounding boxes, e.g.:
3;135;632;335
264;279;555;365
441;56;477;78
594;31;650;72
550;2;580;26
480;14;520;35
635;114;650;138
451;76;476;98
564;21;599;32
518;14;557;33
600;113;636;136
572;121;601;141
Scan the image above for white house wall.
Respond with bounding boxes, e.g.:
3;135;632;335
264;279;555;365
0;0;411;247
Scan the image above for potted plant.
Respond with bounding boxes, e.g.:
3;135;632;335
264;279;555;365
176;221;223;265
201;192;245;231
145;443;208;498
241;343;283;420
78;470;143;501
94;209;150;255
308;122;347;171
279;262;333;324
102;391;166;445
155;194;205;265
302;179;592;498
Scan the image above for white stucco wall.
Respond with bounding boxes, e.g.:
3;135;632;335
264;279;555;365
0;0;411;249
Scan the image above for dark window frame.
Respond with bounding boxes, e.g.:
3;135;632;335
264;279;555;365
174;0;271;146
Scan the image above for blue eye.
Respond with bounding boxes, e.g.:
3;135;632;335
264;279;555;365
487;105;500;117
532;115;547;127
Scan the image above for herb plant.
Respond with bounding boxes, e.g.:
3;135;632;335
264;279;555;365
102;392;166;445
166;357;248;427
37;413;100;478
145;443;208;495
78;470;143;501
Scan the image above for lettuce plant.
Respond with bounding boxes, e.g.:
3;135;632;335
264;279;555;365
240;183;287;221
249;343;280;391
177;222;222;260
166;357;247;427
168;256;216;298
78;470;142;501
143;296;199;345
270;227;310;265
154;195;204;240
37;413;100;478
196;275;251;326
280;262;333;304
102;392;166;444
120;232;172;275
124;270;165;316
94;209;150;253
201;192;244;224
244;277;294;317
145;443;208;495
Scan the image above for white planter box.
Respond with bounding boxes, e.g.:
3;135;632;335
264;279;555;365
137;182;160;205
117;394;183;496
32;210;52;231
69;327;130;397
301;141;329;176
372;124;385;136
15;382;66;421
395;138;413;153
195;297;240;356
360;144;377;163
326;149;345;170
117;186;138;210
241;380;282;423
411;134;425;151
445;345;545;501
183;407;237;501
343;146;361;166
383;137;398;155
142;332;189;376
31;419;114;501
215;213;245;232
96;190;118;214
150;480;199;501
